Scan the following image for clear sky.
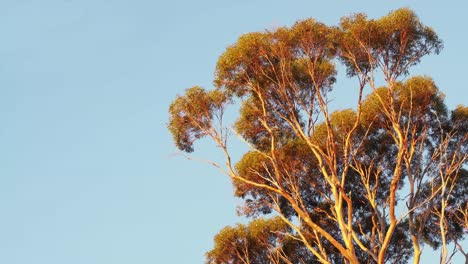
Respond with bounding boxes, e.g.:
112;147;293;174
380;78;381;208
0;1;467;263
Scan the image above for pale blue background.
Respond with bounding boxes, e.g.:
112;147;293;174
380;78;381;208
0;1;466;263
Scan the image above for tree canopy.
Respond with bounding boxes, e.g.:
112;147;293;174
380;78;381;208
168;8;467;264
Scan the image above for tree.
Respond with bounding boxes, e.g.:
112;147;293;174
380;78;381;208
168;8;467;264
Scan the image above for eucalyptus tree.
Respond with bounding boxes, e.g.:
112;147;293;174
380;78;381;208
168;8;467;264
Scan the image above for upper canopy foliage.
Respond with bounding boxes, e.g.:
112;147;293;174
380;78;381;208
168;86;228;152
338;8;442;79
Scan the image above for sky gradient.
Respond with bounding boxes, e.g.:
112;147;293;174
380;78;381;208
1;1;467;263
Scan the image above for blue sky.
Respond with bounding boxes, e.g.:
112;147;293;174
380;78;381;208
0;1;466;263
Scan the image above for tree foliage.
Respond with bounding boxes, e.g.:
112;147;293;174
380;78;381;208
168;8;467;264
